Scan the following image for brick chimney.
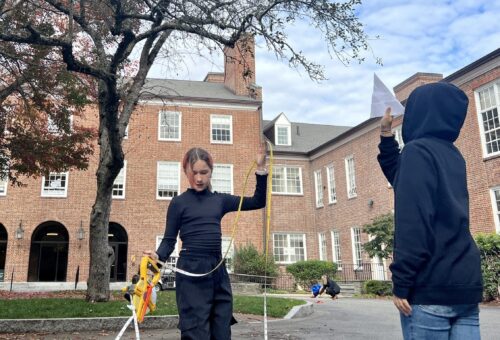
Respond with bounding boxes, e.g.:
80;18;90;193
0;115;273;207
393;73;443;103
203;72;225;83
223;35;259;99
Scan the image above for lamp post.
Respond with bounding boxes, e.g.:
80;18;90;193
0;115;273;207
15;220;24;240
77;220;85;241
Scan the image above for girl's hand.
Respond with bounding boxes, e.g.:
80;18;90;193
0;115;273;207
256;142;267;171
143;250;159;261
381;107;393;136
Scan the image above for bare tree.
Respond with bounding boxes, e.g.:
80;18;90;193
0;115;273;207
0;0;375;302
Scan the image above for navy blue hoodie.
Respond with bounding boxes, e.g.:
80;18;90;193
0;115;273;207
378;82;483;305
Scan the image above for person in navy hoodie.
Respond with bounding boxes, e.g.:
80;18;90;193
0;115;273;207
377;82;483;340
144;145;267;340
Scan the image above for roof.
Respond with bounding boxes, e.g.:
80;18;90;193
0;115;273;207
140;78;261;104
263;120;352;154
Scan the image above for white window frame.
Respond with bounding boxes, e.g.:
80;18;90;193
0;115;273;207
271;165;303;195
47;115;73;135
221;236;235;272
156;161;180;200
331;230;342;270
272;233;307;264
318;232;327;261
112;161;127;199
41;172;69;198
351;227;363;270
314;169;324;208
210;114;232;144
475;80;500;158
0;171;7;196
156;235;179;288
326;164;337;204
158;110;181;141
393;125;404;150
345;155;357;198
212;164;233;194
124;124;129;139
275;124;291;146
490;186;500;234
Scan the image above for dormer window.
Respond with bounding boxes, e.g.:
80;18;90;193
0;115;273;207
276;125;291;145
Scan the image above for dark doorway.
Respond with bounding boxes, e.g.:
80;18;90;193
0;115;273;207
109;222;128;282
28;222;68;282
0;224;7;282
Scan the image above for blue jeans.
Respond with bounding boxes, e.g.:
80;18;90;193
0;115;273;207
400;304;480;340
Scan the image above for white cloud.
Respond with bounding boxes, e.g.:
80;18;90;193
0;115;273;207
149;1;500;127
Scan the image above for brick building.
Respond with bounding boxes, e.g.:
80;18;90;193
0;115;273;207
0;42;498;288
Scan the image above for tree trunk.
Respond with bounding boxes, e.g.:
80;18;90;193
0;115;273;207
86;81;123;302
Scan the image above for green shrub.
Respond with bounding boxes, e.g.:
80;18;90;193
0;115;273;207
475;233;500;302
363;280;392;296
286;260;337;289
233;244;278;277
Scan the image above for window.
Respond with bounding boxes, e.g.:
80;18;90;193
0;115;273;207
158;111;181;141
210;115;232;143
41;172;69;197
112;161;127;199
331;230;342;270
393;125;405;149
156;234;179;289
314;170;324;207
476;81;500;157
47;115;73;135
345;155;357;198
276;125;291;146
272;166;303;195
222;237;235;272
212;164;233;194
0;171;7;196
273;233;306;264
490;187;500;233
318;232;327;261
326;164;337;204
351;227;363;269
157;161;180;199
124;124;129;139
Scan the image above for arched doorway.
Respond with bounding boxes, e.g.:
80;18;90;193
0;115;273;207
0;224;7;282
28;222;69;282
109;222;128;282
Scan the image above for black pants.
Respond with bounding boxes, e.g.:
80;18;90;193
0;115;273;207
176;251;233;340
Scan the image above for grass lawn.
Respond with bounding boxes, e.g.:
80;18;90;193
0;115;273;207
0;290;305;319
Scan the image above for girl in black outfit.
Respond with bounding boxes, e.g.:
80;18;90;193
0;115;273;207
144;145;267;340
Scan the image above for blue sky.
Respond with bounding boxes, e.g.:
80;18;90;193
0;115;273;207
149;0;500;127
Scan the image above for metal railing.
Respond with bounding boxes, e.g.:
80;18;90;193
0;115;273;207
335;262;388;282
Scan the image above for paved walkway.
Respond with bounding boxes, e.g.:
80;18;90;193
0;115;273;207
1;297;499;339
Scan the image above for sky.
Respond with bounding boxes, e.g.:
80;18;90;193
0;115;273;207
148;0;500;127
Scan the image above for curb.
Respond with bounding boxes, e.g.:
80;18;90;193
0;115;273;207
0;297;314;333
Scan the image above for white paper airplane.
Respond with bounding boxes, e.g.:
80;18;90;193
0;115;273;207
370;73;405;118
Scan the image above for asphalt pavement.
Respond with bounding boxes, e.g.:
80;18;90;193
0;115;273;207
1;297;499;339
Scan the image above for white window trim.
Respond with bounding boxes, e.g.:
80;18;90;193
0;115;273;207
221;236;235;273
0;172;7;196
156;161;181;200
318;232;327;261
314;169;324;208
490;186;500;234
158;111;182;141
124;124;129;139
331;230;342;270
351;227;363;270
112;160;127;199
475;81;500;158
210;114;233;144
212;163;234;194
271;165;303;195
48;115;73;135
41;172;69;198
275;124;291;146
345;155;357;199
273;233;307;264
326;164;337;204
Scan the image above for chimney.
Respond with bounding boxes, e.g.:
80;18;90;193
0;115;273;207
223;35;258;99
393;73;443;103
203;72;225;83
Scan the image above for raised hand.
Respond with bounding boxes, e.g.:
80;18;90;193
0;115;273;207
256;142;267;171
381;107;393;136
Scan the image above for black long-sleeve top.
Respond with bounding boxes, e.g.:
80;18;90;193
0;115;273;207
156;174;267;261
